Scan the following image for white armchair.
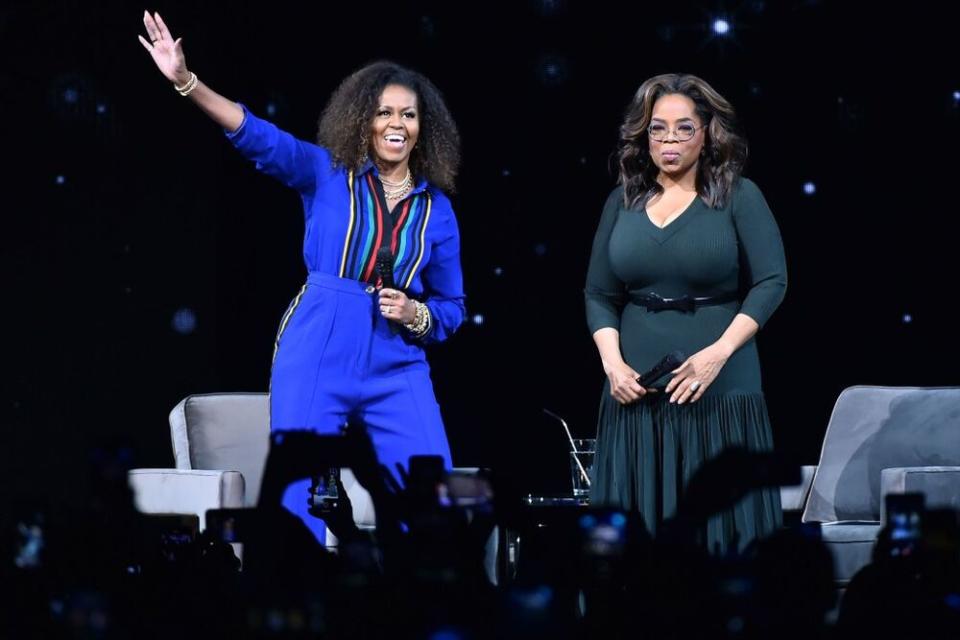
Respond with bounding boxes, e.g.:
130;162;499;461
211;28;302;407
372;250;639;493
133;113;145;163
127;393;374;536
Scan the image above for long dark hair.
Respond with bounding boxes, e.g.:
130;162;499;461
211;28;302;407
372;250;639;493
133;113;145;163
317;61;461;193
618;73;747;209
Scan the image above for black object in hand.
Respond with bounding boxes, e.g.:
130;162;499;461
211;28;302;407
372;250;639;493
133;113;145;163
636;350;686;388
376;247;395;289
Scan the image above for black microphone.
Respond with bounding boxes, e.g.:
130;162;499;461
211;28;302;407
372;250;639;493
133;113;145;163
636;350;686;388
376;247;395;289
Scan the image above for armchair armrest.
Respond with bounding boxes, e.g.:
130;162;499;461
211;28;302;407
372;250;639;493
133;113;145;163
780;464;818;513
128;468;245;530
880;466;960;524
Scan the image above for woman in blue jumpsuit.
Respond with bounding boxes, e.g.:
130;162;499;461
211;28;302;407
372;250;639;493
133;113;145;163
140;13;465;540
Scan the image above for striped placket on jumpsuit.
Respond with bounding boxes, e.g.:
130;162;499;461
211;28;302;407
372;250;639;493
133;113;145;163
226;105;466;542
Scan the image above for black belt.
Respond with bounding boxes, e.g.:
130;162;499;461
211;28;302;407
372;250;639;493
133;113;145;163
629;291;739;313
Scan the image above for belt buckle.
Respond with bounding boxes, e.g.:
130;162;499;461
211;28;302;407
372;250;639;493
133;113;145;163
674;295;695;313
647;292;695;313
645;292;673;312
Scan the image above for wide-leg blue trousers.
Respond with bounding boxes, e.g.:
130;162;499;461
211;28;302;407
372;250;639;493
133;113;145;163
270;271;451;542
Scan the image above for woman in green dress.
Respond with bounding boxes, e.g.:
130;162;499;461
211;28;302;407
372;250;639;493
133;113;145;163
585;73;786;553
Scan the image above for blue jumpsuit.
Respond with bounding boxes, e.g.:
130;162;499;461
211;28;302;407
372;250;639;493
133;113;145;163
226;106;466;541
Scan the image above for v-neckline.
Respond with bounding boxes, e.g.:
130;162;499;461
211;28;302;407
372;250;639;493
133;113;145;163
370;172;404;219
645;192;699;228
641;196;701;244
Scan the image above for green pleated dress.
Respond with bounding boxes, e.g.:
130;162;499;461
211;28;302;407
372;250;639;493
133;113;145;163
584;178;786;553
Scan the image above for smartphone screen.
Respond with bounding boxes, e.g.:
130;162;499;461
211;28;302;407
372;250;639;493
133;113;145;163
205;508;255;543
444;472;494;507
14;521;45;569
579;510;628;558
885;493;924;558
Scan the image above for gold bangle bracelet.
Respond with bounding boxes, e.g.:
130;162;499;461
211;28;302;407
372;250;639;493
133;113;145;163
174;72;199;97
404;301;431;337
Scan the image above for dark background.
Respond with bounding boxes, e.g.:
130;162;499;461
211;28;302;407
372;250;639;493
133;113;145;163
3;1;957;502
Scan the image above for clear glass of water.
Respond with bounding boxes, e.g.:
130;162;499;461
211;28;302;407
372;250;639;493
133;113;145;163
570;438;596;498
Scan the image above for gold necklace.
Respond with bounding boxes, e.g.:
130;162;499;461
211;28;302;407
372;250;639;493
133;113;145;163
378;169;410;187
379;169;413;199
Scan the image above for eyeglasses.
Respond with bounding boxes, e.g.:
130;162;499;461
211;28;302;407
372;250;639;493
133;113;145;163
647;122;705;142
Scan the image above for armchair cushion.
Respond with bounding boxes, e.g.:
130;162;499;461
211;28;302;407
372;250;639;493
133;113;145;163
818;522;883;584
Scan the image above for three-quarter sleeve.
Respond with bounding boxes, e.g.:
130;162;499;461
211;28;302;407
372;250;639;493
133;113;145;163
585;187;628;333
731;178;787;328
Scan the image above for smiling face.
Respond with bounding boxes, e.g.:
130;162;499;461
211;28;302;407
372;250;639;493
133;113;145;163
369;84;420;172
647;93;706;179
